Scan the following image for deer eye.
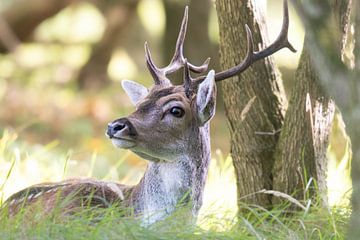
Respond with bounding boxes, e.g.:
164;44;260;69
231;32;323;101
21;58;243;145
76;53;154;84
169;107;185;118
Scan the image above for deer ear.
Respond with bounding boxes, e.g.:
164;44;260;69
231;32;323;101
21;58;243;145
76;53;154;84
121;80;149;105
195;70;216;125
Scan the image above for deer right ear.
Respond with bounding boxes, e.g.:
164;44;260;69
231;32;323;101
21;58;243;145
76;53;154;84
121;80;149;105
195;70;216;126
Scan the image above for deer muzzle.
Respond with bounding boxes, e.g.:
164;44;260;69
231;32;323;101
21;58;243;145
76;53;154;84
106;118;137;148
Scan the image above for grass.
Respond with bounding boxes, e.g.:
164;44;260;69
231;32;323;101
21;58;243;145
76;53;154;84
0;201;350;239
0;129;351;239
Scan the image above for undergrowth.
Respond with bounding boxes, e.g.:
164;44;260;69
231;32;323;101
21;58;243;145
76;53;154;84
0;202;350;240
0;129;351;239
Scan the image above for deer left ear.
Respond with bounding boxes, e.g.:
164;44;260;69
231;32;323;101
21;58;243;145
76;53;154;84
195;70;216;126
121;80;149;105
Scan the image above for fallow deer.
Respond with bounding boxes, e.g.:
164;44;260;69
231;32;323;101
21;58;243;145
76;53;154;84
2;1;295;225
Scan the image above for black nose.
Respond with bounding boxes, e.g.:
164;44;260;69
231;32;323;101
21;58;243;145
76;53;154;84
106;118;136;138
107;122;125;138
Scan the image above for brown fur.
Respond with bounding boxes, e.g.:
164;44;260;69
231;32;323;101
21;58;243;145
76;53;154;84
4;179;134;217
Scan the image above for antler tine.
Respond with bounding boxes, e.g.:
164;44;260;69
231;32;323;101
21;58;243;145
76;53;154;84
144;42;165;85
194;0;296;83
165;6;189;75
183;59;193;97
165;6;210;75
144;6;211;85
208;25;255;82
253;0;296;59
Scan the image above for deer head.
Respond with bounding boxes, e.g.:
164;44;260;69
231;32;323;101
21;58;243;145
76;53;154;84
106;7;217;165
106;70;216;163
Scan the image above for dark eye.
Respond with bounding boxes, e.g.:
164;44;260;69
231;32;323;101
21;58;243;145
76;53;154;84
169;107;185;118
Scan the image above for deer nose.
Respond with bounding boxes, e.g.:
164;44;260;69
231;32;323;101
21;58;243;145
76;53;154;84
107;122;125;138
106;118;136;138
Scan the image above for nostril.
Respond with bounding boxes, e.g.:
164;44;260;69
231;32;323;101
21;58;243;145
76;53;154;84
113;124;126;132
107;118;136;139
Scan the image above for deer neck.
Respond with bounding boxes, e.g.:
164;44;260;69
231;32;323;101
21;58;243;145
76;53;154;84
134;123;211;225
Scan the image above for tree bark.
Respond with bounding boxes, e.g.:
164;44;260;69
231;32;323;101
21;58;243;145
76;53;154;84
215;0;287;207
273;38;335;206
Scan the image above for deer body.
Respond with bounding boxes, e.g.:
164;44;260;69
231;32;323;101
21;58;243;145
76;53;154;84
4;81;215;225
3;1;294;225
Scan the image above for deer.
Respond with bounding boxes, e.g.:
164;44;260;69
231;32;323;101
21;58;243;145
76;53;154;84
2;1;295;225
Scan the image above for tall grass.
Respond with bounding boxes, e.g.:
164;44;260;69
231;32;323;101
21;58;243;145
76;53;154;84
0;129;351;239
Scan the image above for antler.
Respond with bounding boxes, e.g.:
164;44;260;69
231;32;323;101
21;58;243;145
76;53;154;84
145;6;210;85
183;59;194;97
194;0;296;83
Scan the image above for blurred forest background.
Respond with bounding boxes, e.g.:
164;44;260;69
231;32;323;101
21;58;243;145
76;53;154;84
0;0;350;215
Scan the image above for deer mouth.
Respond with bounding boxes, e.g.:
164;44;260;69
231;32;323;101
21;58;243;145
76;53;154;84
110;137;136;149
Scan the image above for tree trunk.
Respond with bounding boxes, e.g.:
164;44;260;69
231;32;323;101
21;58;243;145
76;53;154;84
273;0;351;207
273;38;335;206
0;0;74;52
286;0;356;238
215;0;287;208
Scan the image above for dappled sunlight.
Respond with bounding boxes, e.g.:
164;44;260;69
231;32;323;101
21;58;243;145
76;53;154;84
137;0;165;39
208;7;219;44
0;131;66;202
267;1;304;68
327;113;352;207
14;44;54;68
60;45;91;68
327;151;352;207
35;2;105;43
198;150;238;230
108;49;137;81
